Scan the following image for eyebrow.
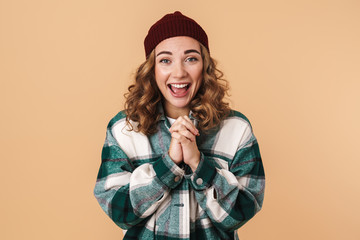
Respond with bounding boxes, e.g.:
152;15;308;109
156;49;201;57
156;51;172;57
184;49;201;55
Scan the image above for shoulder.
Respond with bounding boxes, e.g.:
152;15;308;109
223;109;253;130
220;110;256;145
106;110;127;129
106;110;145;138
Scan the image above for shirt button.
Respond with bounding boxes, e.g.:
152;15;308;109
196;178;203;185
174;176;180;182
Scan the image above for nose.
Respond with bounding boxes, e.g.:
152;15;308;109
172;62;187;79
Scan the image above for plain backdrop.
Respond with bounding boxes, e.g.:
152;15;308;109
1;0;359;239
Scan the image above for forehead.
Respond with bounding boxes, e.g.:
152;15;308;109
154;36;201;54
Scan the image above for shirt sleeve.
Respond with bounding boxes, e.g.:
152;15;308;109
93;124;184;230
186;124;265;231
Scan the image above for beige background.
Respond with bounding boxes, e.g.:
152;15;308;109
1;0;359;239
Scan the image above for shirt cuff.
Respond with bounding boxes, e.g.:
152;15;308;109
153;152;185;189
186;153;217;191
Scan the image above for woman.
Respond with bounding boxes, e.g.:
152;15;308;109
94;11;265;240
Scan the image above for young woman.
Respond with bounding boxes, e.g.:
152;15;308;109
94;11;265;240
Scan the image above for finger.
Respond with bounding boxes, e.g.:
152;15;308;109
178;130;196;142
170;116;199;136
171;131;194;143
183;115;194;125
182;116;200;135
170;125;196;142
170;123;198;137
169;122;187;132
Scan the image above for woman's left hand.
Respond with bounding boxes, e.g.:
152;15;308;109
169;116;200;172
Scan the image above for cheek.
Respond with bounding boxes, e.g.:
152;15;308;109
154;68;163;87
154;66;160;81
191;75;203;95
155;67;168;84
193;67;203;93
193;66;203;83
154;69;168;95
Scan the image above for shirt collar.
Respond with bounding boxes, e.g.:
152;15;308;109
158;103;199;127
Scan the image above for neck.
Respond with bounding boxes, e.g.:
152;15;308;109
164;104;190;119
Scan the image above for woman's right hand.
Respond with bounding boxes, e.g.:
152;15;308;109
168;136;183;165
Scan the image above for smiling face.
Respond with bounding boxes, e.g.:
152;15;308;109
154;36;203;118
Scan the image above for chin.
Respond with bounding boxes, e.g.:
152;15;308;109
166;98;192;109
172;102;191;109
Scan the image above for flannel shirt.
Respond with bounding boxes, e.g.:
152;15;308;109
94;108;265;239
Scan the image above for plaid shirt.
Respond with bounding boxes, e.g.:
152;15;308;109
94;108;265;239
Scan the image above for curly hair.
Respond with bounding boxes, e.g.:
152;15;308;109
124;43;230;136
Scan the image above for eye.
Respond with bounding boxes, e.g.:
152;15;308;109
186;57;198;62
159;59;170;64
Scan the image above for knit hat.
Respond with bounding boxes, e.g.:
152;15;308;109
144;11;209;58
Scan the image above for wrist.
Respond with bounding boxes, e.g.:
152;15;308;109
188;151;200;172
168;151;183;165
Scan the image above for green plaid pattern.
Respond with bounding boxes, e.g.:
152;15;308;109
94;109;265;239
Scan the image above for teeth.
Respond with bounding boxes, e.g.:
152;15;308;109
171;83;188;88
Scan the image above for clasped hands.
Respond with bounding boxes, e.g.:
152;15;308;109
168;116;200;172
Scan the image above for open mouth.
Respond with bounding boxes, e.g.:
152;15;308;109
168;83;191;96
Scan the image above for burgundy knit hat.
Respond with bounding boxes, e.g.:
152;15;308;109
144;11;209;58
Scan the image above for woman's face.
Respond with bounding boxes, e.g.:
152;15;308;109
154;36;203;118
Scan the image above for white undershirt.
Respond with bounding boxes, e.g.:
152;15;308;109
166;116;176;126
